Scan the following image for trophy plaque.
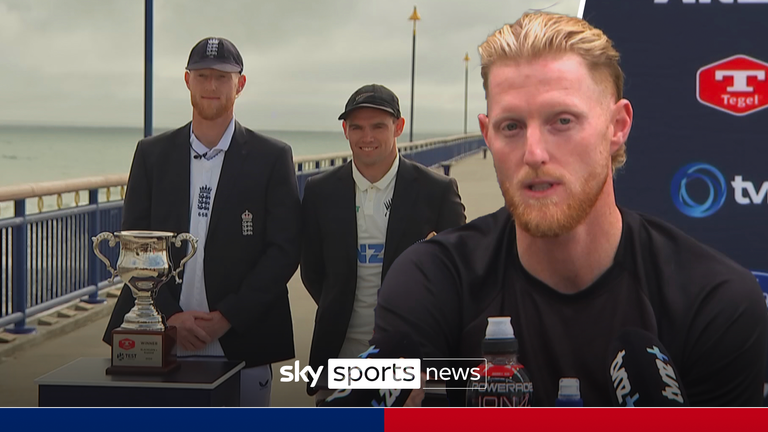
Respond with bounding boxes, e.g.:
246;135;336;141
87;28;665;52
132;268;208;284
92;230;197;375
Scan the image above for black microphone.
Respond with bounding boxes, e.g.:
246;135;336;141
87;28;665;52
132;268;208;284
318;330;423;407
607;327;689;407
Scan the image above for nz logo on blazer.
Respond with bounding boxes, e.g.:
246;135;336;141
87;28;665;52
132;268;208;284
242;210;253;236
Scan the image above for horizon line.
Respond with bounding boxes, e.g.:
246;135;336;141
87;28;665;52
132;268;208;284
0;122;464;135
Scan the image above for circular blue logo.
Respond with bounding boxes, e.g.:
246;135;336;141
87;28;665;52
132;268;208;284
670;163;727;218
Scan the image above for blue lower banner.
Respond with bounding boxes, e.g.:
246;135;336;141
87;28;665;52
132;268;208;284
2;408;385;431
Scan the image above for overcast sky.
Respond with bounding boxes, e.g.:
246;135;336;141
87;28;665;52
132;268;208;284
0;0;581;133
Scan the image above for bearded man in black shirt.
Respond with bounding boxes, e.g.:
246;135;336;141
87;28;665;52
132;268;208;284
372;12;768;407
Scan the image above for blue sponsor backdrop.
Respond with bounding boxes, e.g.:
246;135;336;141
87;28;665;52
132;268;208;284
581;0;768;275
582;0;768;404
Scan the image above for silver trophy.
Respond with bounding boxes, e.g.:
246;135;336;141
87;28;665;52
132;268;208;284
92;230;197;374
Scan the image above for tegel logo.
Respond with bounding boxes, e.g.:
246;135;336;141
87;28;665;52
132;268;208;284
697;55;768;116
671;163;727;218
118;338;135;350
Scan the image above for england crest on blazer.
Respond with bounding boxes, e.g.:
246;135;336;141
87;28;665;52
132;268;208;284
242;210;253;236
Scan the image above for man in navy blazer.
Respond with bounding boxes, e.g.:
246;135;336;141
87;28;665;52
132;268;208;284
103;37;300;407
300;84;466;403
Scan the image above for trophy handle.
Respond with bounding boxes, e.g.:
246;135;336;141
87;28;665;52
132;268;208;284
172;233;198;284
91;232;118;283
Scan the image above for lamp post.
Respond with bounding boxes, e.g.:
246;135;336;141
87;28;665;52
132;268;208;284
408;6;420;142
144;0;153;138
463;52;470;135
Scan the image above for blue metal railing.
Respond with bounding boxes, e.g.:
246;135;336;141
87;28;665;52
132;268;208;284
0;133;485;332
1;224;12;324
0;191;122;332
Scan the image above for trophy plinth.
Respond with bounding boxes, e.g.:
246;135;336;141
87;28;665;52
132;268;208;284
92;230;197;376
107;327;180;375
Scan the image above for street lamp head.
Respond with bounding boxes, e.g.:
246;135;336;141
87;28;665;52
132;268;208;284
409;6;421;21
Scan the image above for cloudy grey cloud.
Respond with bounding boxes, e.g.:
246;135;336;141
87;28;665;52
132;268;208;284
0;0;581;134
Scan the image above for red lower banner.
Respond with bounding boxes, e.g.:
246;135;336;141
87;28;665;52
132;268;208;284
384;408;767;431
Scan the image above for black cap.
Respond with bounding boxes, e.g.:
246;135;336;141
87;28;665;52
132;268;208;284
186;37;243;74
338;84;401;120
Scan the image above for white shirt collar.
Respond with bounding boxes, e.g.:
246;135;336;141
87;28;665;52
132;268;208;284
189;116;236;160
352;154;400;191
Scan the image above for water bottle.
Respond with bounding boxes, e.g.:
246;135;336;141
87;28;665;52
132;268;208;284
466;316;533;407
555;378;583;407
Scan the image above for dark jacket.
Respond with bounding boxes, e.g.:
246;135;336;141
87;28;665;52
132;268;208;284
300;156;466;393
103;121;301;367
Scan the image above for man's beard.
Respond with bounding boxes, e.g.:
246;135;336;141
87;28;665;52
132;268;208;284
499;162;609;238
191;95;234;121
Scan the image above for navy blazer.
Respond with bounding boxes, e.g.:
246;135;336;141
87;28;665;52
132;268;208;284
103;121;301;367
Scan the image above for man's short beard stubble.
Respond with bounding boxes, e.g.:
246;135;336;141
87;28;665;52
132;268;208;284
191;94;235;121
499;161;609;238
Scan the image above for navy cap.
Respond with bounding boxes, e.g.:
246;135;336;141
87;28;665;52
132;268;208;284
338;84;401;120
186;37;243;74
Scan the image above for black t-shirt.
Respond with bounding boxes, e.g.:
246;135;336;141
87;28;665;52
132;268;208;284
374;207;767;406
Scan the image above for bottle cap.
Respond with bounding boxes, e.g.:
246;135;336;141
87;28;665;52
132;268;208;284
558;378;581;399
485;317;515;339
482;316;518;353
